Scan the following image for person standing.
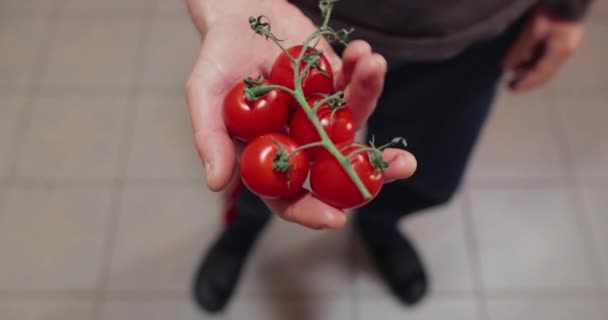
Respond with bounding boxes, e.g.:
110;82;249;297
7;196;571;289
184;0;592;312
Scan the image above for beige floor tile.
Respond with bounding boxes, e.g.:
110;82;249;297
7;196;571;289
155;0;189;17
238;219;351;297
555;97;608;179
0;17;46;92
0;0;57;17
60;0;154;16
549;22;608;96
41;19;143;91
354;198;475;294
469;90;566;181
486;298;604;320
126;95;202;179
229;296;352;320
589;1;608;21
101;299;223;320
0;186;112;291
358;296;479;320
140;18;200;92
16;95;129;179
0;96;25;177
0;299;95;320
581;187;608;287
107;185;221;294
470;187;593;290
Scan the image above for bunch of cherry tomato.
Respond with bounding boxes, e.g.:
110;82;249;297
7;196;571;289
223;45;386;209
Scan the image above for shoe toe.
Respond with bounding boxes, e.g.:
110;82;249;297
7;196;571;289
193;276;229;313
394;272;428;306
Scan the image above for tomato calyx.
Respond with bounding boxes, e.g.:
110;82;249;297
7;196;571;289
309;91;346;111
367;149;389;174
303;49;331;79
345;137;408;174
324;92;346;110
271;139;295;190
242;76;274;101
272;148;294;173
249;15;285;42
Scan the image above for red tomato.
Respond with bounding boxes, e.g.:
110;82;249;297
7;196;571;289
240;134;309;199
270;45;334;101
223;79;290;141
289;95;355;159
310;144;384;209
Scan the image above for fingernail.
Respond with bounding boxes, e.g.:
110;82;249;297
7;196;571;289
325;212;346;230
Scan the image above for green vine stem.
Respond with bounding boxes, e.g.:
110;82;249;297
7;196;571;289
248;0;377;199
312;91;345;112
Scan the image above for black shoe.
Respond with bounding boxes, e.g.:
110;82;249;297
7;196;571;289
194;185;271;313
356;220;429;305
192;239;250;313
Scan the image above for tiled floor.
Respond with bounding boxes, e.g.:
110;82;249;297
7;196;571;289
0;1;606;319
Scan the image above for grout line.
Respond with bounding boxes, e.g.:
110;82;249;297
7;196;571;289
92;2;159;319
544;89;605;298
0;291;97;300
483;288;601;299
0;177;204;189
460;189;491;320
33;87;185;96
36;88;134;96
5;176;608;189
2;288;605;301
346;222;360;320
466;178;570;188
355;290;478;299
4;5;62;184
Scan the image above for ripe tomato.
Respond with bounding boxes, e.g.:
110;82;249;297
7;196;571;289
289;95;355;159
240;134;309;199
223;78;290;141
270;45;334;101
310;144;384;209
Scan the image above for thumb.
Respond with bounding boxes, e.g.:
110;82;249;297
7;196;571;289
186;56;236;191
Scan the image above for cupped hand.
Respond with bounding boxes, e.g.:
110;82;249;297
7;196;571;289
186;1;416;229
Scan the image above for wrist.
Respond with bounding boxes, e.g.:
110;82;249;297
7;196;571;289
188;0;287;33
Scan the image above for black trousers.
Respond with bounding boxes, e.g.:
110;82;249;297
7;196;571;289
231;17;526;230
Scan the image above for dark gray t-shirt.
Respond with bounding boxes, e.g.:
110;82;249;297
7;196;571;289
290;0;537;60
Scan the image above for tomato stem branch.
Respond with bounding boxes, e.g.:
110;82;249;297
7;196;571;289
244;84;294;101
313;91;345;112
249;16;295;62
281;0;372;200
288;141;326;158
250;0;371;199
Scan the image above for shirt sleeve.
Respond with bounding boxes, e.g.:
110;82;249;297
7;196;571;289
542;0;595;20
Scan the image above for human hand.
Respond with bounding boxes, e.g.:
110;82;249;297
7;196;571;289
185;0;417;229
503;6;584;92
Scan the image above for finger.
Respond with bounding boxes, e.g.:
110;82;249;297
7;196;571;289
344;53;388;129
509;37;570;91
503;16;549;70
336;40;372;90
264;190;347;230
186;58;236;191
381;148;417;183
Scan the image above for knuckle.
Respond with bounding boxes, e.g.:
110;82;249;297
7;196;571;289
193;130;207;154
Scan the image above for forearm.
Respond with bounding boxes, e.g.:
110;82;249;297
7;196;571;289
186;0;286;34
542;0;595;20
